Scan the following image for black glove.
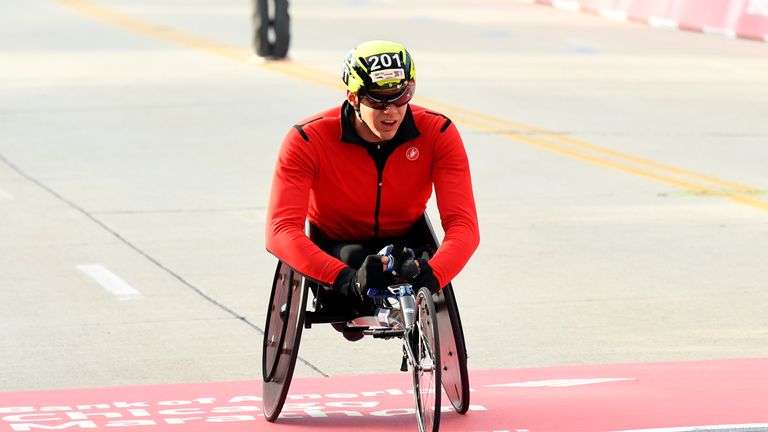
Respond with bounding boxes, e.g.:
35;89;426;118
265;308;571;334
397;247;419;281
413;257;440;294
357;254;393;293
333;254;393;301
397;247;440;294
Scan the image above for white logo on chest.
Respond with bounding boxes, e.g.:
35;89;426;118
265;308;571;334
405;146;419;161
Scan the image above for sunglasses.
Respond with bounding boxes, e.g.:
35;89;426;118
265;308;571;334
360;82;415;110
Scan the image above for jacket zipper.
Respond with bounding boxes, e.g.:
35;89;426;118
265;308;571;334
373;144;383;239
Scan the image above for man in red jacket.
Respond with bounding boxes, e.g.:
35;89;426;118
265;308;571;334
265;40;479;339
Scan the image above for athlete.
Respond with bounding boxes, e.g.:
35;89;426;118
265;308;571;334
265;40;479;339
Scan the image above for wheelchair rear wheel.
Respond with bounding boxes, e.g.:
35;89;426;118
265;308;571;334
435;284;471;413
262;263;292;382
412;287;441;432
262;261;308;422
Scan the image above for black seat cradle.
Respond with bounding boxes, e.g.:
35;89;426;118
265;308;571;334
302;214;443;329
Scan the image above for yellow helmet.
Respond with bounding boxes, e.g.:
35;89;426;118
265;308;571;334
341;40;416;95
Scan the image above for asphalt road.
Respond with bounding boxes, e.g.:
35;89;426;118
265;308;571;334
2;0;768;392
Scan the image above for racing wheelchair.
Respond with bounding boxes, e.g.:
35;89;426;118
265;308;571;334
262;214;470;432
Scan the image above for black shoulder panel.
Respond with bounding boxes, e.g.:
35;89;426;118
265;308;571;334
293;117;324;142
425;111;452;133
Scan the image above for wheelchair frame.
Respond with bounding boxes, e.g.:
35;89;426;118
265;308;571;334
261;214;470;430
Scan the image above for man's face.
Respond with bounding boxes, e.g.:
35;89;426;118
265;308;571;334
347;81;414;142
355;99;408;142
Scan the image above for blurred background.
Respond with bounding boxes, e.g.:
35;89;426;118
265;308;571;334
1;0;767;392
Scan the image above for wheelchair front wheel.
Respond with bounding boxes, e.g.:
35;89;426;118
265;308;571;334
412;287;441;432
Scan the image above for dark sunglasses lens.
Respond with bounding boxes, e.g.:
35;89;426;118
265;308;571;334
362;97;387;109
363;83;414;109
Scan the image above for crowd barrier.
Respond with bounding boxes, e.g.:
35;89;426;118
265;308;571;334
531;0;768;42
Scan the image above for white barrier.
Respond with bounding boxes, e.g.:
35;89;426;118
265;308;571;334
532;0;768;42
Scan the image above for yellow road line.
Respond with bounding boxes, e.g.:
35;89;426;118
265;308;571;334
57;0;249;62
455;114;710;192
57;0;767;212
418;96;759;193
449;109;768;210
261;61;341;90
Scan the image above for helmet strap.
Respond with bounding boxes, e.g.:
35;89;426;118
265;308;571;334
355;103;373;134
350;94;378;141
351;93;364;123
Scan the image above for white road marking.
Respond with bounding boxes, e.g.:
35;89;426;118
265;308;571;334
0;187;14;201
77;264;143;300
611;423;768;432
703;26;737;38
485;377;635;388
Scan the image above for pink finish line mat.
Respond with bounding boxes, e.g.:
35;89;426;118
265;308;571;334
2;358;767;432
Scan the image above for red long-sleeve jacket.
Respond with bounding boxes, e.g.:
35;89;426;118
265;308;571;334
265;102;479;289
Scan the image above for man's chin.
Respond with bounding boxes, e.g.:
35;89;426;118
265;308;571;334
376;130;397;141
